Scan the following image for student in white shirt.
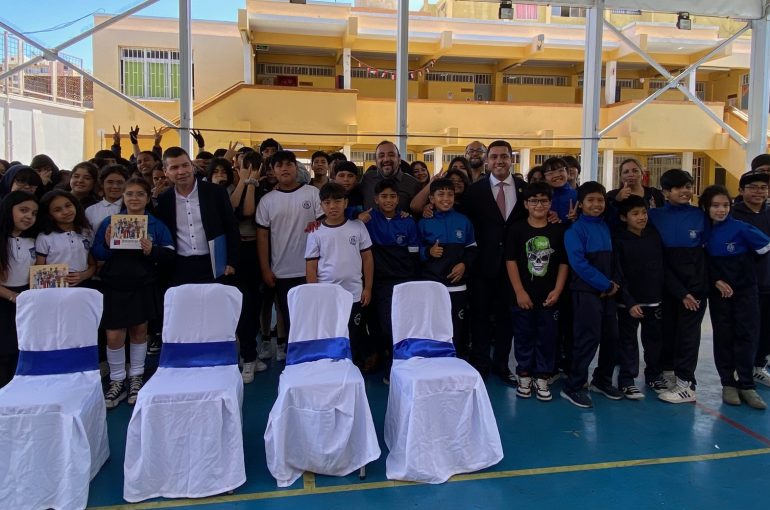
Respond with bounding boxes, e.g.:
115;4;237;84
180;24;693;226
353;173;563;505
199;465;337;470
256;150;324;359
306;182;374;366
0;191;38;386
85;164;127;230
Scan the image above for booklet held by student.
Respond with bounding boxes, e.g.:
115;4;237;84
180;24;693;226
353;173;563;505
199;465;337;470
110;214;148;250
29;264;69;289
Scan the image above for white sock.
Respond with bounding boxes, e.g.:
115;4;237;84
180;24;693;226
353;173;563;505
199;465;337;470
107;347;126;382
128;342;148;377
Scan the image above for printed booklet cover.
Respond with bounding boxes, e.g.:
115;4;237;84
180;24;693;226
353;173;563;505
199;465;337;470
29;264;69;289
110;214;148;250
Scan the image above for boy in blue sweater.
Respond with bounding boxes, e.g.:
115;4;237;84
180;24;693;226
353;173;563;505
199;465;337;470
418;178;477;356
561;181;622;408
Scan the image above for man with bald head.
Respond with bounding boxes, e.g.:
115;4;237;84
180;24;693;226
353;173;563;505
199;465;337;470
361;140;422;211
465;141;488;183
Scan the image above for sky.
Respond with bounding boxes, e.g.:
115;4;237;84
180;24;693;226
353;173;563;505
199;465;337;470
0;0;422;72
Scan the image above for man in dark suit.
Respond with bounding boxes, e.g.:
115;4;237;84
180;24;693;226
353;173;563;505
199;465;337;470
155;146;240;286
463;140;527;384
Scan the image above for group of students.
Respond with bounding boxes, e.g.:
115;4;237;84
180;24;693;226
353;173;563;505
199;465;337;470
2;136;770;414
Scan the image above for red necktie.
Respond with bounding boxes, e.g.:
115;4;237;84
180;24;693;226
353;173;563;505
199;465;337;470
496;182;507;218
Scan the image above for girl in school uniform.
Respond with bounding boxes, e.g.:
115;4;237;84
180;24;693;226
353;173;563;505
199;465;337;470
0;191;38;387
68;162;100;209
35;189;96;287
700;185;770;410
92;177;174;408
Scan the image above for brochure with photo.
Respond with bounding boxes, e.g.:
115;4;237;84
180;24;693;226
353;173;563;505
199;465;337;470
29;264;69;289
110;214;148;250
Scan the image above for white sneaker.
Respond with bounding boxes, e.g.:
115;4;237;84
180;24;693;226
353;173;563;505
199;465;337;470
534;378;552;401
257;340;274;360
516;376;532;398
241;359;268;383
662;370;676;388
275;343;287;362
754;367;770;387
658;378;696;404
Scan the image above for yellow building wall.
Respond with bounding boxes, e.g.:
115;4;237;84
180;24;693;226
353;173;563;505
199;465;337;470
351;79;419;99
710;71;744;104
426;82;475;101
506;85;575;103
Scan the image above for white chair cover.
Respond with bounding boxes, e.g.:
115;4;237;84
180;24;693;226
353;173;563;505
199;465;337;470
123;284;245;502
264;283;380;487
384;281;503;483
0;288;108;510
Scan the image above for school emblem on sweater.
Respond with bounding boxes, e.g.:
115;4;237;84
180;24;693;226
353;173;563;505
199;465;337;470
455;229;464;240
689;230;698;239
395;234;406;245
726;242;736;253
349;235;358;245
526;236;555;278
302;200;311;209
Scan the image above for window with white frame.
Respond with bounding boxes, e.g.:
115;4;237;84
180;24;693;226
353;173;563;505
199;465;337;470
551;6;586;17
505;74;569;86
120;48;182;100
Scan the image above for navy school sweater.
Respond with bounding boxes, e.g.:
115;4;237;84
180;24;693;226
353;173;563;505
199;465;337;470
730;201;770;294
364;208;419;282
564;214;616;294
418;209;477;288
705;215;770;293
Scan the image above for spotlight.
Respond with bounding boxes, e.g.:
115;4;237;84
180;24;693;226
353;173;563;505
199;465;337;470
676;12;691;30
499;0;513;20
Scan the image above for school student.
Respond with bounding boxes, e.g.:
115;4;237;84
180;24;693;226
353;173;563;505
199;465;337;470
541;157;577;222
69;162;100;209
614;195;666;398
92;177;175;408
85;164;128;230
561;181;622;408
334;161;365;219
505;182;568;401
699;185;770;409
305;182;373;365
35;189;96;287
730;171;770;386
257;150;324;360
0;191;38;387
418;178;477;358
648;169;708;404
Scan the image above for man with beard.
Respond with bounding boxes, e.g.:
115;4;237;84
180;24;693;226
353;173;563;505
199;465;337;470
465;141;488;183
361;140;422;212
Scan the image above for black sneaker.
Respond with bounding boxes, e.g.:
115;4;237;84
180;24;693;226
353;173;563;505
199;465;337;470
147;334;161;356
105;379;127;409
589;380;624;400
646;377;670;394
560;388;593;408
127;375;144;406
621;385;645;400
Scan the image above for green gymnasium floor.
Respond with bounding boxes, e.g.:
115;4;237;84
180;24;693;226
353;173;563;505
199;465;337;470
85;316;770;510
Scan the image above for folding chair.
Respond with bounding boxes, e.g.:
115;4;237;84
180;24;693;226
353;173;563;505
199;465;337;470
123;284;245;502
264;283;380;487
0;288;108;509
384;281;503;483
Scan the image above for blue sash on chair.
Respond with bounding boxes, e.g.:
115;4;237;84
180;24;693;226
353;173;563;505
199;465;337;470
393;338;456;360
159;341;238;368
286;337;352;365
15;345;99;376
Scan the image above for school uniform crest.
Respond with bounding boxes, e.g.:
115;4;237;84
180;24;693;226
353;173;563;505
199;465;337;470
302;200;311;209
395;233;406;245
689;230;698;239
349;235;358;245
28;247;35;259
726;242;736;253
455;229;464;240
82;238;91;250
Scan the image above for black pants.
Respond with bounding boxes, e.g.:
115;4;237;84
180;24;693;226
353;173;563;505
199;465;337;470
755;293;770;367
449;289;469;359
565;292;618;392
349;302;367;366
662;293;707;385
275;276;306;341
469;276;514;377
170;254;215;286
511;305;558;377
372;280;404;374
617;304;663;387
555;289;574;373
236;240;262;362
710;291;759;389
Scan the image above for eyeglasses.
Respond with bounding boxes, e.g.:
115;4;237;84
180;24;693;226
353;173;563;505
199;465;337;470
526;198;552;206
744;184;769;192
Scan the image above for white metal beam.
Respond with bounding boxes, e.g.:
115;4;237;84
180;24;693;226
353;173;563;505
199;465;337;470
747;14;770;165
179;0;194;154
395;0;409;157
580;0;604;182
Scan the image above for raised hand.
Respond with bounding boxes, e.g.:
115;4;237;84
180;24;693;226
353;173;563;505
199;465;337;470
191;129;205;149
429;239;443;258
357;208;372;224
112;125;121;146
617;181;632;201
153;126;163;147
566;199;578;221
129;125;139;145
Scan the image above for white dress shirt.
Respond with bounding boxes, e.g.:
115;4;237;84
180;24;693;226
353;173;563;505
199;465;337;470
85;198;122;231
489;172;517;219
174;181;210;256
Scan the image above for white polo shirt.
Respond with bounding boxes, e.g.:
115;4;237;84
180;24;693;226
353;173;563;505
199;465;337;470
305;220;372;301
85;198;122;231
2;237;36;287
175;182;209;256
256;184;323;279
35;230;93;272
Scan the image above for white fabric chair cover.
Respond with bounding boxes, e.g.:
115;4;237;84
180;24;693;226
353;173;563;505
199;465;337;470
384;281;503;483
264;283;380;487
0;288;108;510
123;284;245;502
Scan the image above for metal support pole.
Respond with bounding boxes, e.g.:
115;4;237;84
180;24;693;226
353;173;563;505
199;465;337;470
747;15;770;165
179;0;193;154
604;60;616;105
395;0;409;157
343;48;351;90
580;0;604;182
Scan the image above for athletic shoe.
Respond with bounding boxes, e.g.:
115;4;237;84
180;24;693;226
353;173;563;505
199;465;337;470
658;378;696;404
589;380;623;400
534;378;552;401
560;388;593;408
147;334;161;356
257;340;274;360
516;376;532;398
547;372;561;385
275;342;287;362
621;385;645;400
740;389;767;410
241;359;268;384
127;376;143;406
753;367;770;388
646;377;670;394
105;379;127;409
662;370;676;387
722;386;741;405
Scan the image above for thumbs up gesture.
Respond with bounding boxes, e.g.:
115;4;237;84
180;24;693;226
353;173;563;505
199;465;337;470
617;181;632;201
429;239;444;258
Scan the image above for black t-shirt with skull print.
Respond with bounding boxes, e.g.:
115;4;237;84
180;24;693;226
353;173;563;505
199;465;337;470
504;220;566;308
